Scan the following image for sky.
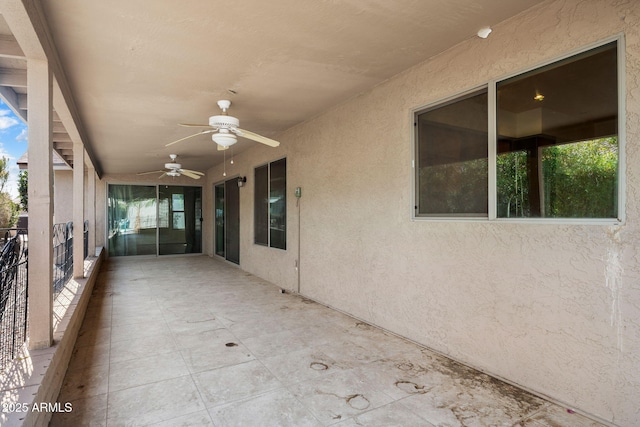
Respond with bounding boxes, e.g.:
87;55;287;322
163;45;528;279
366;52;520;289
0;98;28;200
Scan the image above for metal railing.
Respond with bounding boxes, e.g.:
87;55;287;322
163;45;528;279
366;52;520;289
84;219;89;259
1;221;90;370
0;229;28;371
53;222;73;298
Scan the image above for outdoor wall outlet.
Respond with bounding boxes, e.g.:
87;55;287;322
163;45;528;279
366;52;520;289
295;187;302;198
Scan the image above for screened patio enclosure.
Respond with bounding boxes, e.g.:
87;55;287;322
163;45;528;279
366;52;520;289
107;184;202;256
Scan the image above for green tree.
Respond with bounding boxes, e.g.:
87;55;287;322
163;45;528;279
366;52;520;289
18;170;27;211
0;156;9;193
0;156;19;227
0;193;18;228
497;137;617;218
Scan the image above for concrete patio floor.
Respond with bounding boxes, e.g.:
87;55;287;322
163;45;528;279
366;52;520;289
50;256;606;426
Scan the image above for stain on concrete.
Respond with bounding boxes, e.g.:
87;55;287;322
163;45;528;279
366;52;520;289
310;362;329;371
355;322;373;331
395;380;427;394
317;390;371;411
346;394;370;410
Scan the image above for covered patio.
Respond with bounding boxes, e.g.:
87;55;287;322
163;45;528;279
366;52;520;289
51;256;603;426
0;0;638;426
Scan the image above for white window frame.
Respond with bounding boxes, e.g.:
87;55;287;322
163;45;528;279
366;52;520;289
411;35;626;225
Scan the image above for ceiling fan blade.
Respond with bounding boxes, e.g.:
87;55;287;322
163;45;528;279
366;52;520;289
179;123;214;128
137;170;164;176
165;129;216;147
180;168;204;176
233;128;280;147
158;173;167;179
179;170;201;180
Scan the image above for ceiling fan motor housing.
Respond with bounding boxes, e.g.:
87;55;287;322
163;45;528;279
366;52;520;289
165;162;181;169
209;115;239;128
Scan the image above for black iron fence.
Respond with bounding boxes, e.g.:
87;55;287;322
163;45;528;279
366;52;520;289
1;221;90;370
53;222;73;297
84;219;89;259
0;229;28;370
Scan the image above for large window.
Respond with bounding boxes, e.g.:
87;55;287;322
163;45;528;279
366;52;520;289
254;158;287;249
415;40;621;221
107;184;202;256
415;90;488;216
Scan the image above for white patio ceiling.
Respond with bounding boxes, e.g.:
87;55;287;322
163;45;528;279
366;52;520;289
0;0;544;176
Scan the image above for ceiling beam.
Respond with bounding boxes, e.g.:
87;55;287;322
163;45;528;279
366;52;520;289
52;121;65;132
0;85;26;121
53;141;71;150
0;68;27;87
0;0;103;177
53;132;71;143
17;93;26;109
0;34;24;58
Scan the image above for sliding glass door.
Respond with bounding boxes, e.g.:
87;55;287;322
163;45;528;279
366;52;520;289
215;184;225;257
159;186;202;255
107;185;158;256
214;179;240;264
108;184;202;257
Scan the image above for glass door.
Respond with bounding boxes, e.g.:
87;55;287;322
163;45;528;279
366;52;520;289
225;179;240;264
213;179;240;264
107;185;157;256
215;183;225;257
158;186;202;255
108;184;202;257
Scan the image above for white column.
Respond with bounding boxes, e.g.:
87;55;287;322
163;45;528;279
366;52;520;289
73;142;84;277
27;58;53;349
87;166;96;257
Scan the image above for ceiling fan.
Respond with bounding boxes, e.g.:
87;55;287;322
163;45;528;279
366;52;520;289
137;154;204;179
166;100;280;150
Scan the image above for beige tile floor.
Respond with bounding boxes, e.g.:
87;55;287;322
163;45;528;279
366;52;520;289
51;256;607;427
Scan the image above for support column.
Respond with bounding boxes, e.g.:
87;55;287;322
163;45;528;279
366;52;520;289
87;166;96;257
27;58;53;349
73;142;85;278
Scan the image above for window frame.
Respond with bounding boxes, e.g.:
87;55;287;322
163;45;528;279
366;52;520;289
411;35;626;225
254;156;287;250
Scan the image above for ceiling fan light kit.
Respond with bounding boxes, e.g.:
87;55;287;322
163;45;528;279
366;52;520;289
212;131;238;147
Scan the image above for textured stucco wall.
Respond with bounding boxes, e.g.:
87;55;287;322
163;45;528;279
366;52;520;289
53;170;94;227
203;0;640;425
53;170;73;224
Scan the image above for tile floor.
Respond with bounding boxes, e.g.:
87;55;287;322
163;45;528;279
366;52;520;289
51;256;606;426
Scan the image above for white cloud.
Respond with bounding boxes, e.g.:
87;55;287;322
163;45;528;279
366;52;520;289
16;128;27;142
0;109;19;130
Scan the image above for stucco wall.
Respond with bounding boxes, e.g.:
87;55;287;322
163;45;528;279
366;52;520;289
204;0;640;425
53;170;73;224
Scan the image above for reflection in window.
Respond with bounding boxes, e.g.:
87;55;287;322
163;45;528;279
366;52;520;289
497;42;618;218
107;185;157;256
254;158;287;249
159;186;202;255
254;165;269;246
415;90;488;216
107;184;202;256
413;40;620;221
172;194;184;211
215;184;225;257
